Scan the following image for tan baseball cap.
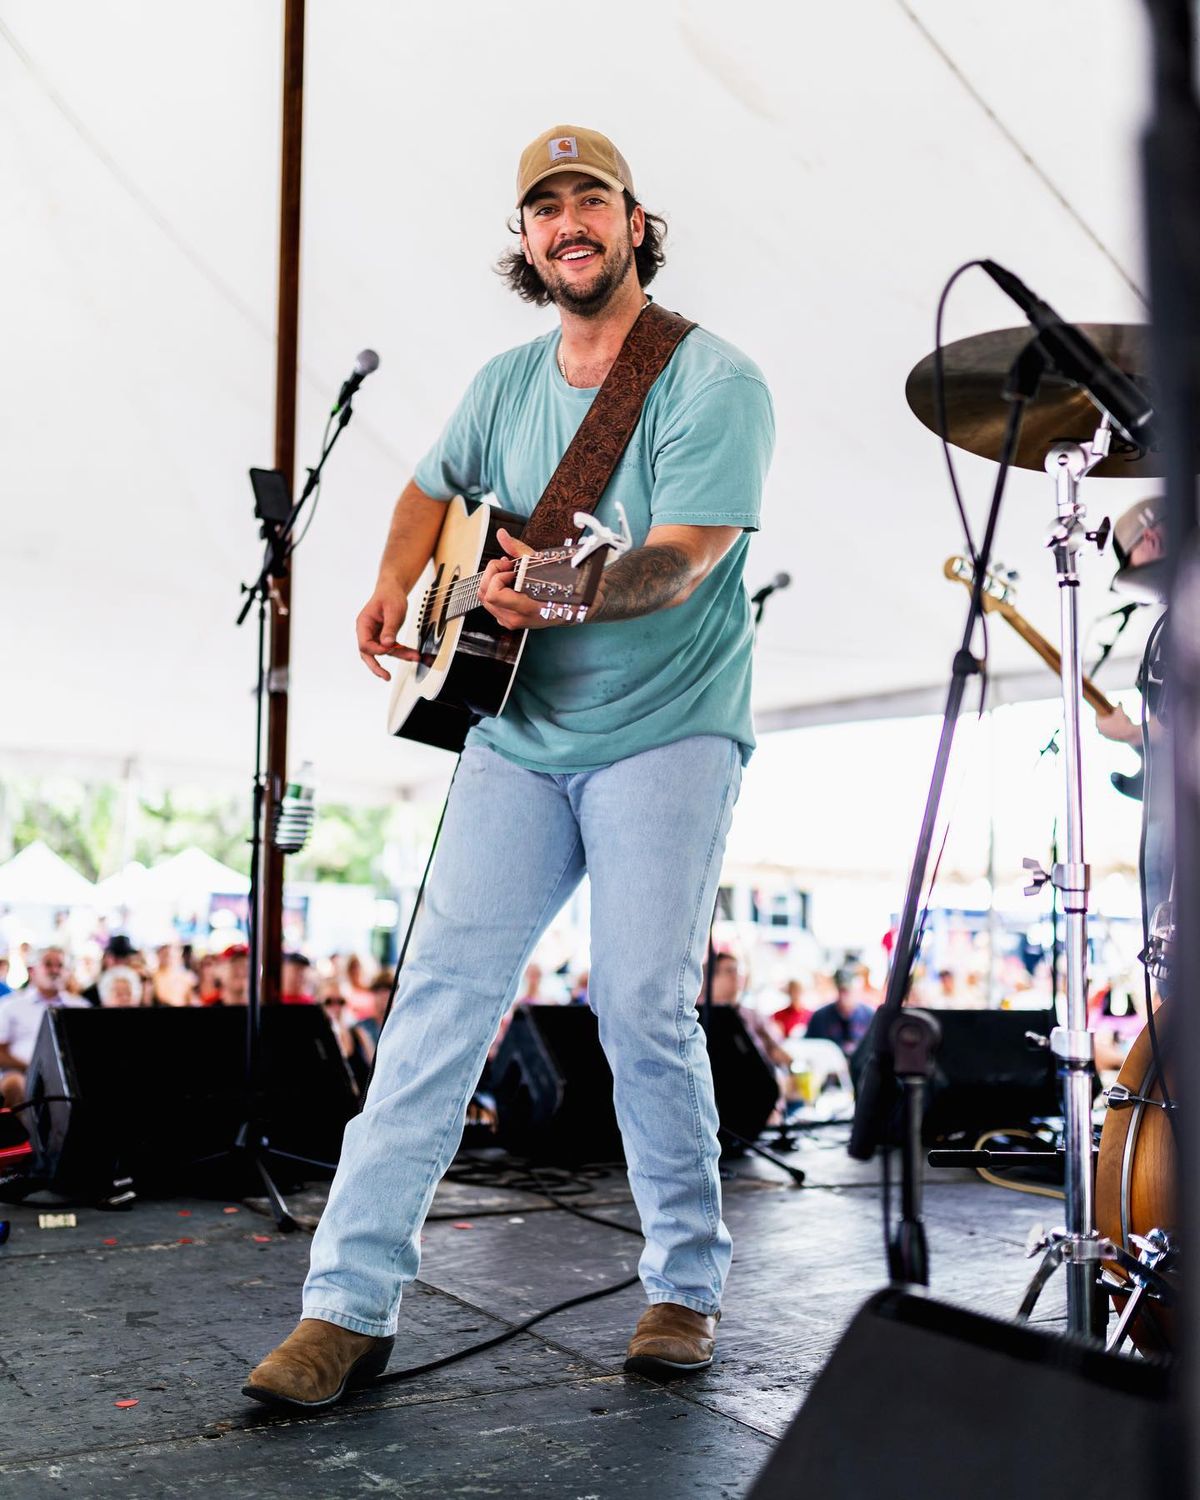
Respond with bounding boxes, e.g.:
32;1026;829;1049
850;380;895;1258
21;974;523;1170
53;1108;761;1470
516;125;635;208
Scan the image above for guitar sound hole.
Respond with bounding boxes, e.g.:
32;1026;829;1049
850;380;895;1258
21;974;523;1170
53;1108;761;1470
415;564;448;683
438;566;461;634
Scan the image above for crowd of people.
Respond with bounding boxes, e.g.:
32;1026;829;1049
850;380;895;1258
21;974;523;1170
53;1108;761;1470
0;932;890;1121
0;929;1147;1127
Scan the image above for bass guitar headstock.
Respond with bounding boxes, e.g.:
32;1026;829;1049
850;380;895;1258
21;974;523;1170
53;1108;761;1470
514;541;612;623
943;555;1019;617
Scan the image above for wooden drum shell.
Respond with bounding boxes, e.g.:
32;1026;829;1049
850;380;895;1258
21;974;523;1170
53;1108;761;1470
1095;1012;1177;1355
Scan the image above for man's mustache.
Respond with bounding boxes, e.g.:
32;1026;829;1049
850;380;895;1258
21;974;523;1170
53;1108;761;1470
552;239;604;259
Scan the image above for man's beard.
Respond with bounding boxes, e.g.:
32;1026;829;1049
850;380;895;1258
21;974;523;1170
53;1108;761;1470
541;234;635;317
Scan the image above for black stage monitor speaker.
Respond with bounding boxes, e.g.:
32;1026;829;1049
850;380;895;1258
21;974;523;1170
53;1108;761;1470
492;1005;624;1163
492;1003;779;1163
748;1288;1181;1500
703;1004;781;1145
25;1006;358;1198
852;1006;1060;1141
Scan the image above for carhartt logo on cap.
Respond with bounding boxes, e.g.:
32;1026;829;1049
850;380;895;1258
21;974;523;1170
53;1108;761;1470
549;136;578;161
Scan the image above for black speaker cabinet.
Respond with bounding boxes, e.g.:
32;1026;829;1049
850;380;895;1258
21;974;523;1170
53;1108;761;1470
492;1003;779;1163
704;1004;781;1145
25;1006;358;1197
748;1288;1181;1499
852;1006;1060;1141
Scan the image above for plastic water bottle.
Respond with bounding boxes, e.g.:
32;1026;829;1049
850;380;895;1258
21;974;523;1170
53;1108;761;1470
273;760;316;854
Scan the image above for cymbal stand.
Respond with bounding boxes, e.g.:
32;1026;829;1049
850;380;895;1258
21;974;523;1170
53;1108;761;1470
1018;418;1113;1340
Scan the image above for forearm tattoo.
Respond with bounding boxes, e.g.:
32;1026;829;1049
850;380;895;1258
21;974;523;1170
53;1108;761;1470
589;544;694;623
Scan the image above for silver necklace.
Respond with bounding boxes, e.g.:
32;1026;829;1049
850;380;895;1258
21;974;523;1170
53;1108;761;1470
557;297;649;385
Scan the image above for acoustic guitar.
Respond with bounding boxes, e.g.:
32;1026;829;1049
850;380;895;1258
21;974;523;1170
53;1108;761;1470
943;556;1144;799
386;496;614;753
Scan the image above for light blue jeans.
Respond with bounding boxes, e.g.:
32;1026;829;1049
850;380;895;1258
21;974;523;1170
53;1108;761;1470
303;735;742;1336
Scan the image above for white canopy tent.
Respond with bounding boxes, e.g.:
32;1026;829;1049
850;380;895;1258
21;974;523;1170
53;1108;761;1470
0;840;96;907
138;848;251;904
1;1;1158;798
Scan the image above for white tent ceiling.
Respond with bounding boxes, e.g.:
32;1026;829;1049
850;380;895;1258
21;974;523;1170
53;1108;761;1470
1;1;1158;797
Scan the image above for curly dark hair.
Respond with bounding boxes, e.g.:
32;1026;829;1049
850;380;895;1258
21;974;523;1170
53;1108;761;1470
496;190;668;306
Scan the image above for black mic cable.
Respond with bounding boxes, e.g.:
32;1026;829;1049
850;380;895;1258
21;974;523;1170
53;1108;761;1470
1091;601;1140;678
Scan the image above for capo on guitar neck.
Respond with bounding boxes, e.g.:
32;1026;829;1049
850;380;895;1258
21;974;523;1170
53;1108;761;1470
570;503;632;567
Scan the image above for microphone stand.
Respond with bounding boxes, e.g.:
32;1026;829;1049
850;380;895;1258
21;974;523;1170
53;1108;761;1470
701;577;805;1187
194;398;362;1231
848;340;1039;1288
237;400;358;625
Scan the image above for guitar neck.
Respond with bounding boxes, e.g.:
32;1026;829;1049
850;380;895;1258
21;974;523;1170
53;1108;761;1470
435;543;607;625
445;571;485;622
996;606;1114;716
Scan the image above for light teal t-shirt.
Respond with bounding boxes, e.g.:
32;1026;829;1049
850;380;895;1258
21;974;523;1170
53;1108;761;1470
412;319;775;773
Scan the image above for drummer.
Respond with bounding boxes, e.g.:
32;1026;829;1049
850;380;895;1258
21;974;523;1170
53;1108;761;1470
1094;497;1164;747
1094;495;1171;921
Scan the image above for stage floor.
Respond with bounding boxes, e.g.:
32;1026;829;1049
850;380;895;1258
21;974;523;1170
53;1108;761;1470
0;1132;1066;1497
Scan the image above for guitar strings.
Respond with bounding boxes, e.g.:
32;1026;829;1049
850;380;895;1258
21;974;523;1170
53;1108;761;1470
422;551;598;620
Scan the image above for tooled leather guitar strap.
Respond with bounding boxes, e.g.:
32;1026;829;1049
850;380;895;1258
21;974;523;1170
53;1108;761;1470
519;301;697;551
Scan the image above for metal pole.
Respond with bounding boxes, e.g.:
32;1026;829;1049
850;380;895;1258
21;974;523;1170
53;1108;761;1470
262;0;305;1006
1045;441;1102;1339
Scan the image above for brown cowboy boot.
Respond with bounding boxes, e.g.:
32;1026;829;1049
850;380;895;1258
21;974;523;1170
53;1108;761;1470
242;1318;394;1409
624;1302;719;1378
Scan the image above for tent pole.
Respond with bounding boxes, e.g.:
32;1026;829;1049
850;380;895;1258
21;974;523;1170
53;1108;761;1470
262;0;305;1005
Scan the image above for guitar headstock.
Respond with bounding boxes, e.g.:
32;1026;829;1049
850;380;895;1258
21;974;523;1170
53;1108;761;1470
942;556;1018;615
514;541;612;624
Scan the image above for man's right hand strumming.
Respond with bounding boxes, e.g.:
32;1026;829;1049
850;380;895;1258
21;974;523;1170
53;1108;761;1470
356;479;449;679
356;581;419;680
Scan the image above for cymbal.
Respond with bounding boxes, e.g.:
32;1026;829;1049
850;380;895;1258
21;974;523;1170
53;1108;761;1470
905;324;1160;479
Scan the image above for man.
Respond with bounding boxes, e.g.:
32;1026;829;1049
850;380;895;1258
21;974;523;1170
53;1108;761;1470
0;947;89;1107
280;951;316;1006
215;944;249;1006
244;124;774;1408
1095;496;1172;918
709;953;791;1069
150;943;196;1007
806;968;875;1057
772;978;811;1039
1094;496;1166;754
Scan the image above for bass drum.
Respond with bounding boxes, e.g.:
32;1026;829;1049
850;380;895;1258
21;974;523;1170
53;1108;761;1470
1095;1009;1177;1355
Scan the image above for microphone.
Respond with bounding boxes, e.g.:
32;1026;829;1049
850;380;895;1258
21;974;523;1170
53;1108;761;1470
750;571;792;607
980;261;1155;449
332;349;380;413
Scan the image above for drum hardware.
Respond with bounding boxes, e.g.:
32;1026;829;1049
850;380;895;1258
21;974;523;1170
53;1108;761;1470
908;313;1166;1343
1004;422;1117;1340
1020;1227;1175;1339
1099;1229;1177;1355
1105;1083;1176;1113
1096;1011;1177;1357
